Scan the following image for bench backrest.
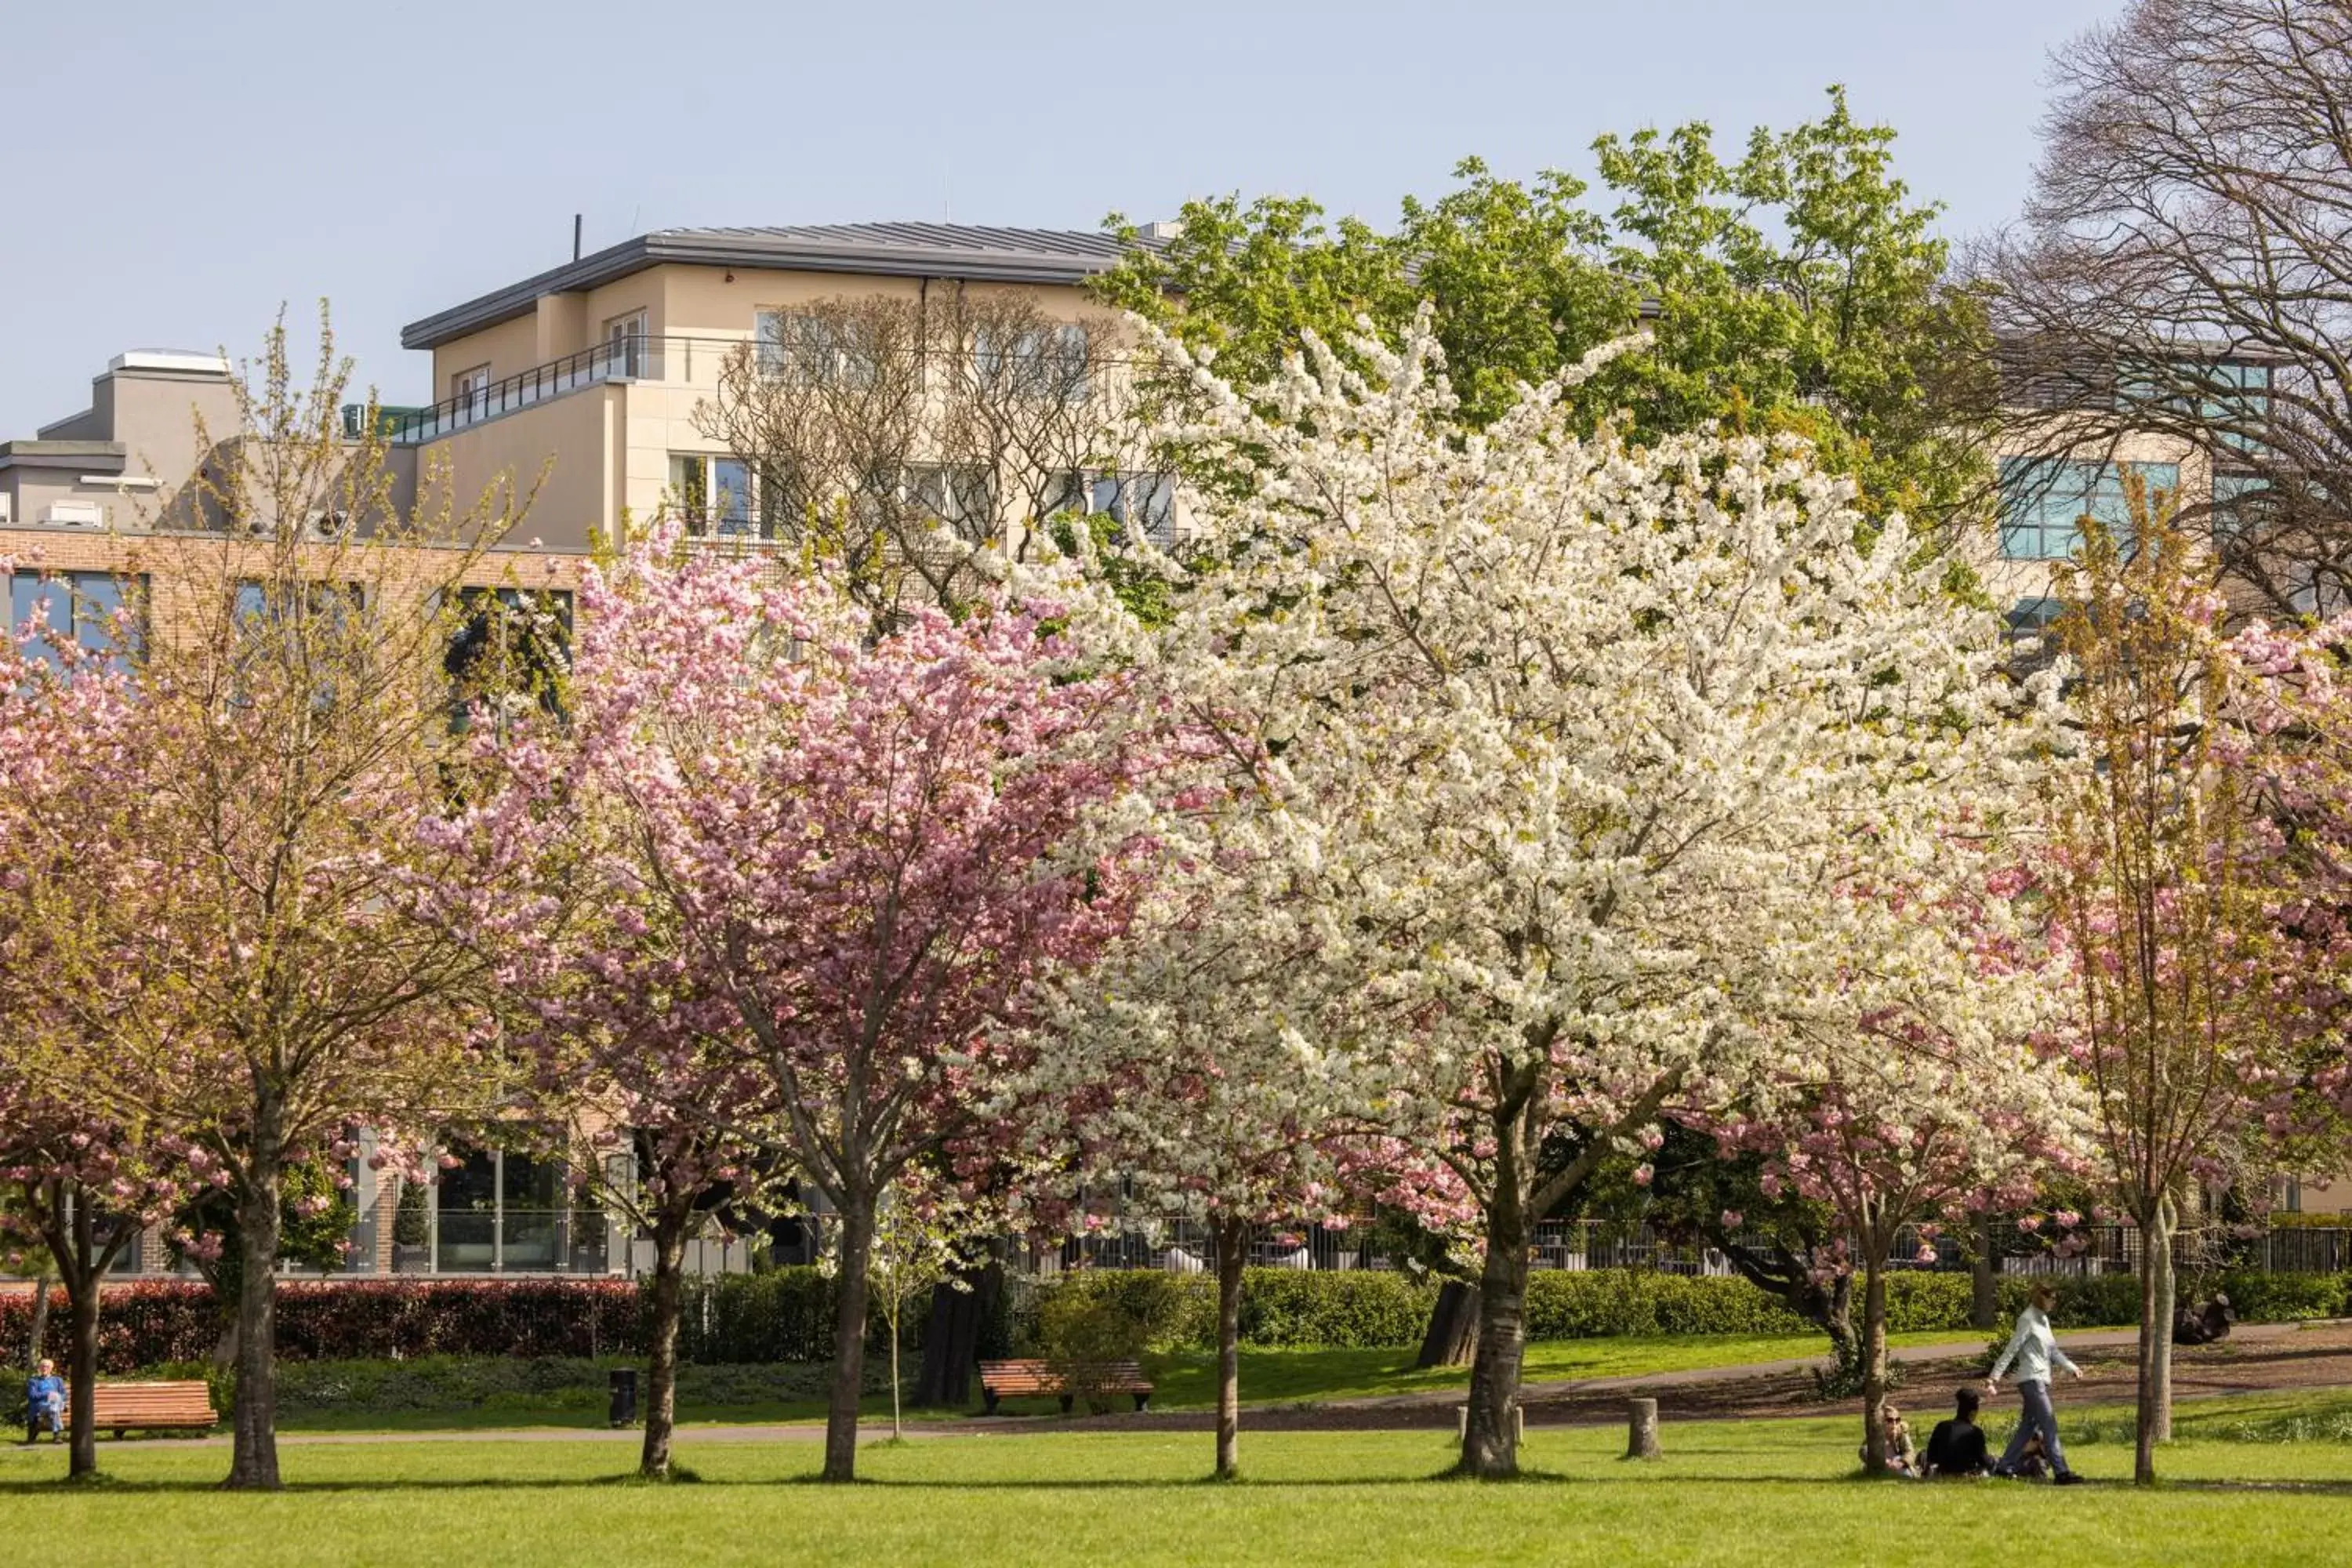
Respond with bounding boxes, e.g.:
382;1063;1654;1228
978;1359;1148;1389
86;1381;216;1424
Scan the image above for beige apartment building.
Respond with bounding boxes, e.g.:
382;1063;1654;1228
391;222;1174;560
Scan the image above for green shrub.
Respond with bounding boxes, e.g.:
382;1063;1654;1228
1238;1271;1429;1348
2210;1270;2347;1323
1025;1270;1210;1354
1036;1291;1156;1414
1523;1271;1811;1339
1991;1273;2143;1329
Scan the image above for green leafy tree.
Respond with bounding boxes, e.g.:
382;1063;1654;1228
1099;87;1993;532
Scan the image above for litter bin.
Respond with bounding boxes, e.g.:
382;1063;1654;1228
608;1368;638;1428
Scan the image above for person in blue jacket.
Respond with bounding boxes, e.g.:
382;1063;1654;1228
24;1358;65;1443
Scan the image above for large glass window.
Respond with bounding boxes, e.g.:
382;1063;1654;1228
972;322;1090;402
1090;472;1178;548
753;311;873;387
9;569;146;671
904;463;997;537
432;1143;596;1273
1998;459;2180;560
669;453;764;539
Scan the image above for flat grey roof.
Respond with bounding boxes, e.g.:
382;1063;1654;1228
401;223;1162;350
0;440;125;473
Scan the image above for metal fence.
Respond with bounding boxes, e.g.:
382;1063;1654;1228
1006;1218;2352;1279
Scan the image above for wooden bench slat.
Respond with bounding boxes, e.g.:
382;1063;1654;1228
976;1359;1152;1414
54;1380;217;1435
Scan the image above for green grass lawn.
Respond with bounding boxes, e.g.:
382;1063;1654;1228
256;1330;2004;1432
1142;1328;1998;1410
5;1400;2351;1566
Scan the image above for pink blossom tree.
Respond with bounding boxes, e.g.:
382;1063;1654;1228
0;324;539;1490
566;528;1158;1483
2043;506;2352;1483
0;589;196;1479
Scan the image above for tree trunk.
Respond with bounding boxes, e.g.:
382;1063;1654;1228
1857;1260;1891;1476
821;1195;877;1483
1214;1214;1247;1480
1817;1272;1864;1393
913;1256;1000;1408
639;1211;688;1479
1417;1279;1480;1369
27;1272;52;1370
225;1126;285;1491
1457;1131;1533;1482
2150;1193;2177;1446
33;1181;114;1482
2132;1200;2163;1486
1971;1211;2000;1331
64;1269;100;1481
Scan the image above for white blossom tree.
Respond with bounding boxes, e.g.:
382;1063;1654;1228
1022;832;1376;1479
1047;311;2063;1479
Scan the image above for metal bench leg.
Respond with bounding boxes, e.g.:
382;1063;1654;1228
1059;1394;1074;1415
983;1391;1000;1417
1133;1393;1149;1412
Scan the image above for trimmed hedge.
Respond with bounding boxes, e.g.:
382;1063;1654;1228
1020;1268;1431;1352
0;1279;649;1372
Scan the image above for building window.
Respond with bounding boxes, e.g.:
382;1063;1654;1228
9;569;146;670
753;311;873;387
2210;470;2276;541
904;463;997;536
1998;459;2181;560
1040;470;1178;547
451;362;492;409
602;310;648;379
670;453;768;539
2205;361;2270;455
972;323;1090;402
433;1143;590;1273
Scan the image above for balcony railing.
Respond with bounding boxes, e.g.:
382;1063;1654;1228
376;336;747;446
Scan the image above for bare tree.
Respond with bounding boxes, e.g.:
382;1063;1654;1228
1979;0;2352;618
691;291;1131;626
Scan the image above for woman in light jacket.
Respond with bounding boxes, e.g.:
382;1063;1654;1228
1986;1282;2085;1485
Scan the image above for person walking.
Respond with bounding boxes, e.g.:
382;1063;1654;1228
1987;1282;2085;1485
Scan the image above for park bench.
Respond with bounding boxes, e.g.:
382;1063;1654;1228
63;1381;218;1439
978;1359;1153;1416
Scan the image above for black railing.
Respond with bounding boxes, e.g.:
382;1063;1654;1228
378;336;741;445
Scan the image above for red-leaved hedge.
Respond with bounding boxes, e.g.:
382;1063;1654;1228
1;1279;648;1372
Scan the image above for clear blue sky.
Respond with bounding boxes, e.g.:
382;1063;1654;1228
0;0;2121;437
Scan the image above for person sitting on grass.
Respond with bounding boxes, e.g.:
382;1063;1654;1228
2173;1291;2234;1347
24;1358;64;1444
1860;1403;1919;1475
1921;1386;1991;1479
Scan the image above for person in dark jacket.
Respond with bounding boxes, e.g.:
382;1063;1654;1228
1922;1386;1991;1479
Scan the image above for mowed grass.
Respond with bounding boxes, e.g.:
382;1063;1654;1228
6;1402;2351;1567
1142;1328;1998;1410
262;1330;2005;1432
